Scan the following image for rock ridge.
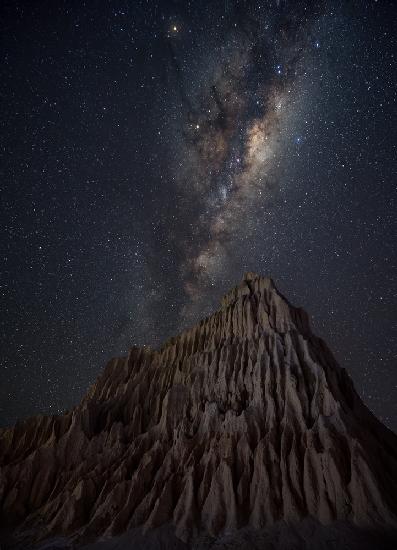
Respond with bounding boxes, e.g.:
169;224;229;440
0;273;397;547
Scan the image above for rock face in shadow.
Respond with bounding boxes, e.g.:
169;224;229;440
1;273;397;547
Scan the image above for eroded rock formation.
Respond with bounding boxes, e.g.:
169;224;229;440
1;273;397;547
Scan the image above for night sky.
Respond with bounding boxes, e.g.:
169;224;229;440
1;1;396;430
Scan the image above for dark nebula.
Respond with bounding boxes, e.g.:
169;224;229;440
1;1;396;429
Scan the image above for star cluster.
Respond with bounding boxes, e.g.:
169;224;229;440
1;1;396;430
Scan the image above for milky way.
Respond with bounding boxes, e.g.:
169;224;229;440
167;3;323;321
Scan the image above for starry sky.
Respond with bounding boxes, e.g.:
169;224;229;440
1;1;396;430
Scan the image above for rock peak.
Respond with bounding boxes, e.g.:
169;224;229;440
219;273;310;337
220;272;275;308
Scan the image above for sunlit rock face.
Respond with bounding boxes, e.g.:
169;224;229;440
1;273;397;548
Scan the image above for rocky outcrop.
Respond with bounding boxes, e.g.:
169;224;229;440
1;273;397;547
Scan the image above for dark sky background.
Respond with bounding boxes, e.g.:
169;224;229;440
1;1;396;430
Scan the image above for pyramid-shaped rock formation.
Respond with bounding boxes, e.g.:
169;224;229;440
1;273;397;548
